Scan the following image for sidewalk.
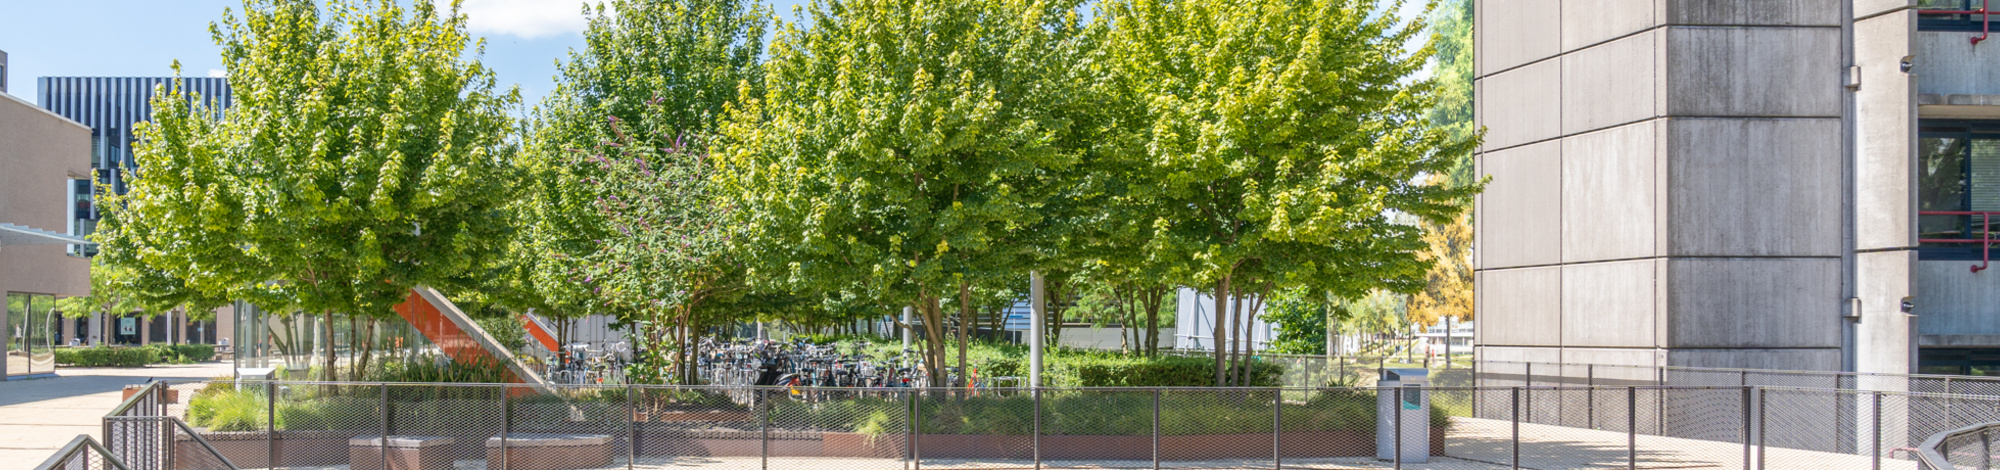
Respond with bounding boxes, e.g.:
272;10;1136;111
0;362;233;469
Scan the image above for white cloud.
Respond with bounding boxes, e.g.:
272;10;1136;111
459;0;594;39
208;69;228;78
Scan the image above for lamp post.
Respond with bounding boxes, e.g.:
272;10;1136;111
1030;271;1045;388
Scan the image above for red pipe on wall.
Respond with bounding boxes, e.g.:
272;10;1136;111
1920;0;1991;45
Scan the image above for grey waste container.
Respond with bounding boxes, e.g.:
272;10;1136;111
1377;368;1430;462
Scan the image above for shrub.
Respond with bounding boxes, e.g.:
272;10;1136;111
188;388;268;432
1072;356;1283;387
53;347;160;367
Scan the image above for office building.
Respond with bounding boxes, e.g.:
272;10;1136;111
0;88;93;379
1474;1;2000;380
37;76;232;346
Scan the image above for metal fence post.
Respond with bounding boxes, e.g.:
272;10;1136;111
380;383;390;470
1153;389;1161;470
1033;388;1043;470
1394;387;1404;470
1589;365;1596;429
1273;389;1282;469
912;389;921;470
502;385;512;470
626;384;637;470
1741;387;1751;470
1982;428;1992;470
760;388;769;470
266;381;276;468
1628;386;1636;470
1757;387;1766;470
1872;391;1882;470
1512;387;1521;470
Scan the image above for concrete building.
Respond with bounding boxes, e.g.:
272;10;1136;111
0;81;94;379
36;76;232;346
1474;1;2000;379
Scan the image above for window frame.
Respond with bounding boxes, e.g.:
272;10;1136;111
1918;120;2000;260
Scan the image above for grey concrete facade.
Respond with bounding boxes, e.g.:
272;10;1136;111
1473;0;1901;375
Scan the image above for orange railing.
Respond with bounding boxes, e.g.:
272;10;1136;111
1923;0;1993;45
1920;210;2000;272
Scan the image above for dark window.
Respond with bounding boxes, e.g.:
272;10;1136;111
1919;120;2000;260
1919;0;1995;32
1920;348;2000;376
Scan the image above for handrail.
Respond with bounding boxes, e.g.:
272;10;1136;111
1921;0;1993;45
103;380;164;418
1918;210;1999;272
1917;420;2000;470
170;416;240;470
34;435;132;470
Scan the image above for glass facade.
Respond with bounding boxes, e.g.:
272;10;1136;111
1917;120;2000;259
231;301;436;379
5;293;57;378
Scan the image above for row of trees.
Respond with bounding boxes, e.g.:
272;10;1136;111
95;0;1479;386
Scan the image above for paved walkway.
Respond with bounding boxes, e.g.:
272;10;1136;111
0;362;232;469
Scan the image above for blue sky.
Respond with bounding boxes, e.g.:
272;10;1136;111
0;0;809;107
0;0;1418;107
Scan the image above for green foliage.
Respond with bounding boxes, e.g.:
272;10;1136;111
1428;0;1478;188
1264;289;1328;355
1072;356;1282;387
361;356;516;384
52;347;161;367
153;344;217;364
473;315;529;353
188;388;268;432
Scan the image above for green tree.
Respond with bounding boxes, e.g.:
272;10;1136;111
512;0;769;383
1428;0;1476;187
717;0;1091;385
1098;0;1478;385
123;0;521;381
1263;288;1326;355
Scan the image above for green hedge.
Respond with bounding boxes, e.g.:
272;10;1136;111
53;347;161;367
1073;356;1283;387
53;344;215;367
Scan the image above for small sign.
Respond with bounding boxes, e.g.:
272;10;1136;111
1401;387;1424;410
120;318;136;335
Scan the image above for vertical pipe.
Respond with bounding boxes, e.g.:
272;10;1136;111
1512;387;1521;470
1153;389;1161;470
1030;272;1044;388
627;384;637;470
1628;386;1637;470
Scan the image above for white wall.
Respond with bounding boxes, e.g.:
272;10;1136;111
1174;287;1278;352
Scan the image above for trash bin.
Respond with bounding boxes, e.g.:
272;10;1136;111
1377;368;1429;463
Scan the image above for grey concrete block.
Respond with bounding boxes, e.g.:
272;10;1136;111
1476;267;1562;346
1561;121;1660;262
1478;60;1562;151
1476;0;1561;77
1664;257;1841;348
1854;14;1916;251
1664;0;1842;26
1663;27;1841;118
1664;118;1843;257
1562;0;1659;52
1562;31;1660;135
1561;260;1659;348
1665;348;1842;371
1472;345;1563;365
1915;32;2000;99
1914;260;2000;336
1856;250;1915;376
1853;0;1916;19
1478;141;1563;268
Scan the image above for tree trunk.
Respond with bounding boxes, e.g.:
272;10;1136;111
1212;275;1230;386
918;294;948;386
957;282;972;387
357;317;377;380
1229;284;1244;386
1143;287;1162;357
323;310;338;382
1239;289;1267;386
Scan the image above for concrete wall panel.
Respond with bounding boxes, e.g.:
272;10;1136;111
1857;251;1916;375
1477;267;1562;346
1562;0;1658;52
1665;118;1843;257
1665;348;1842;371
1664;0;1842;26
0;94;91;300
1474;346;1564;365
1663;27;1841;118
1563;31;1660;134
1665;258;1841;348
1560;348;1664;383
1913;32;2000;102
1561;260;1659;348
1562;121;1659;262
1477;0;1562;77
1914;260;2000;336
1855;13;1916;252
1479;141;1563;268
1480;60;1563;151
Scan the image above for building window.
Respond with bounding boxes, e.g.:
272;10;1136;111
1920;348;2000;376
1920;0;1995;32
1919;121;2000;260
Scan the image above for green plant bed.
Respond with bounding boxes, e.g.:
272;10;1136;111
53;347;161;367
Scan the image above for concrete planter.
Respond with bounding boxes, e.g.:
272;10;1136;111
819;428;1446;460
179;429;355;468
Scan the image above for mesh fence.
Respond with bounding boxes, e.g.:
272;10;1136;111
36;436;129;470
82;379;2000;470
